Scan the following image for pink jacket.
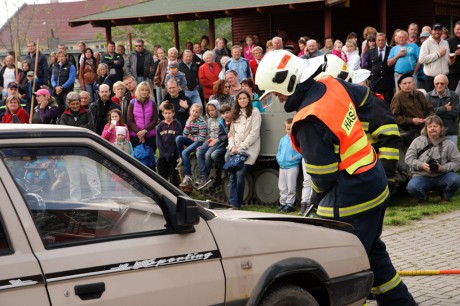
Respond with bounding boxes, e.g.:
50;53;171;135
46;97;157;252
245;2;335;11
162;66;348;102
101;123;130;143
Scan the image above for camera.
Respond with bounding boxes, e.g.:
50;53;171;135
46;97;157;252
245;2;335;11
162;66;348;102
427;158;439;172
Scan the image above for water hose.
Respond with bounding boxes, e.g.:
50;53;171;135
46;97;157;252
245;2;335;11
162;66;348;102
398;270;460;276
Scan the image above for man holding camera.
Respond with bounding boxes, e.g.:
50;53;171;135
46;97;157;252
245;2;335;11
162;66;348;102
405;115;460;203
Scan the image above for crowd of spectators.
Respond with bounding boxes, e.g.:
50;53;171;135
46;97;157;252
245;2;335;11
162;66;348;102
1;20;460;207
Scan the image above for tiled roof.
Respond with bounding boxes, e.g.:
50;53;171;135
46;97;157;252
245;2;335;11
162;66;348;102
0;0;139;51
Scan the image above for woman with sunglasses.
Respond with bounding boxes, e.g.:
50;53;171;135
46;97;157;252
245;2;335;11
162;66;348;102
209;79;235;108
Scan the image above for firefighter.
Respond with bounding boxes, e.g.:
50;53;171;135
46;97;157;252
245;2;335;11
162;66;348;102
256;51;416;306
316;55;403;195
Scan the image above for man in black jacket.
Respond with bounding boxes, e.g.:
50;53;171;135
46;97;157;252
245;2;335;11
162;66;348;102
447;21;460;91
90;84;120;135
179;50;202;107
368;33;395;105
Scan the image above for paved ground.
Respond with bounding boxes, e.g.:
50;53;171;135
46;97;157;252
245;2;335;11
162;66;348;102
368;210;460;306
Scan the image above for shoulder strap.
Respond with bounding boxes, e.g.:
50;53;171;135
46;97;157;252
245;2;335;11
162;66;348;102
417;142;434;159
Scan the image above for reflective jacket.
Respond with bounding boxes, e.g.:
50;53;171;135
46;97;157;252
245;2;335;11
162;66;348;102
291;76;389;220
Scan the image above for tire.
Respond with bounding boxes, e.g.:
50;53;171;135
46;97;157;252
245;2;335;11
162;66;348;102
259;284;319;306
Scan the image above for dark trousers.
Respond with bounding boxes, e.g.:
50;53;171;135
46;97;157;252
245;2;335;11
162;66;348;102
157;156;179;187
448;73;460;91
349;204;416;306
424;75;435;92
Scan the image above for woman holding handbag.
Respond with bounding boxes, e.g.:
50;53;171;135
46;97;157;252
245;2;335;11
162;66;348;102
227;91;261;209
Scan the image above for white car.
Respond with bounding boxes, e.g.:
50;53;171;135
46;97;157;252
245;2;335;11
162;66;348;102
0;125;372;305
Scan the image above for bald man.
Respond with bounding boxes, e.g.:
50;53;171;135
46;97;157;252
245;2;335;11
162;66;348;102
90;84;120;134
425;74;460;145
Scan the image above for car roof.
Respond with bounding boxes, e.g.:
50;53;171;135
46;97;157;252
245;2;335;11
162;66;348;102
0;124;95;139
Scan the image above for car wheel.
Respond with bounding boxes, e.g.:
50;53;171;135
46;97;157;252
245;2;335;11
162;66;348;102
259;284;319;306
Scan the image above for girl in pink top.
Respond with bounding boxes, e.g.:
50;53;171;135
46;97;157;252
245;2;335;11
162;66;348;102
101;109;130;143
243;36;255;62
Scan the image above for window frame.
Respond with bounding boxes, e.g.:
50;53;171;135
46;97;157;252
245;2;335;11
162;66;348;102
0;143;179;250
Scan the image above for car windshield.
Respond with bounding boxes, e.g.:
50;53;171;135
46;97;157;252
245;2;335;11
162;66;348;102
0;147;167;248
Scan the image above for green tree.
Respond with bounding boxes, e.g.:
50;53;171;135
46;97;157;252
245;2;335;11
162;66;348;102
131;17;231;51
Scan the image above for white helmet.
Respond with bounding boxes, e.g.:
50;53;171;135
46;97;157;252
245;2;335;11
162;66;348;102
256;50;305;99
314;54;351;82
315;54;371;84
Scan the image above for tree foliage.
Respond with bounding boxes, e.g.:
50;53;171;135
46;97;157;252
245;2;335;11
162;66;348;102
131;18;231;52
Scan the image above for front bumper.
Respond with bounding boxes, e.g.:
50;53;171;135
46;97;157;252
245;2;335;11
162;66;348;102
327;270;374;306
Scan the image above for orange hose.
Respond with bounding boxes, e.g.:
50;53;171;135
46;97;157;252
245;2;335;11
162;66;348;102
398;270;460;276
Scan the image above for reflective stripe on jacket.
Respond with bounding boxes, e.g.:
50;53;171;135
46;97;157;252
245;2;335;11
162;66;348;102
291;77;376;175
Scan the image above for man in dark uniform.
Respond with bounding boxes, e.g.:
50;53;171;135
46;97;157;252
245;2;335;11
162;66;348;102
256;50;417;306
368;33;394;105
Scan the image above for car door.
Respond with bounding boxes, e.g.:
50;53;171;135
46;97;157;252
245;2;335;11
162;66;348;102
0;181;49;305
0;143;225;306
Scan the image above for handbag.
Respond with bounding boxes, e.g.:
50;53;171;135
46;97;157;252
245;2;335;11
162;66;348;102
133;144;156;168
223;153;247;172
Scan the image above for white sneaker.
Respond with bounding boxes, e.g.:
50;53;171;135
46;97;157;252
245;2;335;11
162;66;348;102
179;175;192;187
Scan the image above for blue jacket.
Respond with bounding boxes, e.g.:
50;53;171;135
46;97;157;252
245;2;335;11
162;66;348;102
276;134;302;169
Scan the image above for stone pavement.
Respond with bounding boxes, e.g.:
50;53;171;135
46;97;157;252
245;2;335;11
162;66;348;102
368;210;460;306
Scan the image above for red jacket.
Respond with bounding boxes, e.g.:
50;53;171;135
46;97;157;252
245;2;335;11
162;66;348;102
2;108;30;123
198;63;221;99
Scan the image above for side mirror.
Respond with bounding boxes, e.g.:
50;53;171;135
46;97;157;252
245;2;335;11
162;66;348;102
174;196;200;232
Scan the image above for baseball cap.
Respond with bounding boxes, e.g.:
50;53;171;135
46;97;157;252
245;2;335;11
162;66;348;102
27;71;34;77
7;82;18;89
169;62;179;69
33;88;51;97
419;31;430;38
432;23;442;30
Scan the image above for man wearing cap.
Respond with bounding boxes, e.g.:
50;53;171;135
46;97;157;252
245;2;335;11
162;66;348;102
164;62;187;92
256;50;417;306
419;23;451;92
447;21;460;91
390;73;435;146
23;71;38;107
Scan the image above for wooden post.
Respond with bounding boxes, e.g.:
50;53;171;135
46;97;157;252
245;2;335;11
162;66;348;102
29;40;40;123
324;7;332;38
173;21;179;51
14;40;19;82
379;0;387;34
209;18;215;49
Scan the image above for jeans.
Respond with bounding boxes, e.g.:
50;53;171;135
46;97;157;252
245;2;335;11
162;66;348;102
156;87;164;104
184;89;203;108
176;136;203;175
446;135;458;147
197;141;227;177
407;172;460;200
84;83;95;103
228;164;250;208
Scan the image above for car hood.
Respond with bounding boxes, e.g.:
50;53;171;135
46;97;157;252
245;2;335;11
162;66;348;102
201;205;354;233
